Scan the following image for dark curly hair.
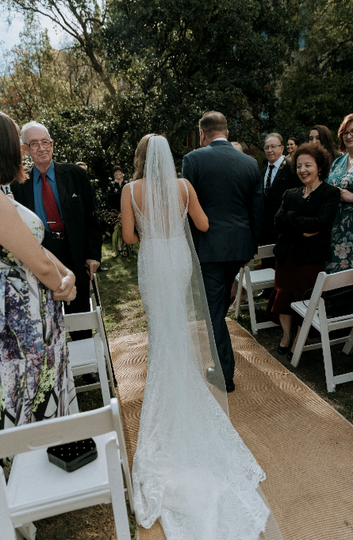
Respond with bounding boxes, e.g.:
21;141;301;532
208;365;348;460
0;111;25;185
291;143;331;181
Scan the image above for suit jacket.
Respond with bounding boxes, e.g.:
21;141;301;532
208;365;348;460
261;159;300;245
12;162;102;286
274;182;340;264
181;140;264;263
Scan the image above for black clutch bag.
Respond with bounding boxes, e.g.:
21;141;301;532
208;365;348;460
322;285;353;318
47;438;97;472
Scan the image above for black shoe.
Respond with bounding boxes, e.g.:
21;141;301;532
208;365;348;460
206;367;235;393
254;288;272;301
278;342;291;355
287;351;293;361
82;373;100;384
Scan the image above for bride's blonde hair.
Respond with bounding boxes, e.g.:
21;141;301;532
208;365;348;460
133;134;158;180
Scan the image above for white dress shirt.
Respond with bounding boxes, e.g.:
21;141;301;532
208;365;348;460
264;155;285;189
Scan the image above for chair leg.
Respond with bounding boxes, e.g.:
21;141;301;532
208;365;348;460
342;327;353;355
320;316;336;393
16;524;36;540
234;269;244;318
105;438;131;540
244;269;257;334
291;307;317;368
94;335;111;407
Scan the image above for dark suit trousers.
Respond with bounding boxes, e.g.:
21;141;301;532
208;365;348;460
43;235;91;340
200;261;244;381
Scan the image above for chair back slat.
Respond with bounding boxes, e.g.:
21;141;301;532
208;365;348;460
321;268;353;292
255;244;275;259
0;399;118;460
64;308;100;332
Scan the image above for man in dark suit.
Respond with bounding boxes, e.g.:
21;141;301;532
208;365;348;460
182;111;263;392
12;121;102;334
261;132;299;248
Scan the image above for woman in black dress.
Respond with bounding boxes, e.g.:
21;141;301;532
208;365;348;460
266;143;340;359
107;165;129;256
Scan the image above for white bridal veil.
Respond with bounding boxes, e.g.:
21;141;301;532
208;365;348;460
131;135;283;540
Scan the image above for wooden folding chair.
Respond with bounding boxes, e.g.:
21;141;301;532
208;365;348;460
64;308;112;406
0;399;133;540
290;269;353;392
234;244;278;334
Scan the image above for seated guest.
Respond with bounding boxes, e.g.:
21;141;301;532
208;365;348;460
0;111;76;429
326;113;353;273
308;125;340;165
285;137;299;161
266;143;340;360
107;165;129;257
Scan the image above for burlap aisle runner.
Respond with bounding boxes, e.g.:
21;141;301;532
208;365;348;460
110;320;353;540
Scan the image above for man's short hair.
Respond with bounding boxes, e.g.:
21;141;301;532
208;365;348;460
113;165;122;173
199;111;227;138
265;132;283;144
21;121;51;144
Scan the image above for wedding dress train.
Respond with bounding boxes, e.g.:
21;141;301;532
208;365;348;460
130;136;282;540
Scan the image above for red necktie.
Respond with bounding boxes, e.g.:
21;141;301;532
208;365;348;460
40;173;65;232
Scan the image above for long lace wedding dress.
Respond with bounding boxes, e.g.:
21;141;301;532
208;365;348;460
130;136;282;540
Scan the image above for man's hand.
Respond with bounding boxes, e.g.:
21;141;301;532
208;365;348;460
303;232;319;237
85;259;100;280
52;274;77;302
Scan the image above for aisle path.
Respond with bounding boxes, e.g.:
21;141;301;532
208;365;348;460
111;320;353;540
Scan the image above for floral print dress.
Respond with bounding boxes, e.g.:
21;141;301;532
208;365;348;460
326;153;353;273
0;199;75;429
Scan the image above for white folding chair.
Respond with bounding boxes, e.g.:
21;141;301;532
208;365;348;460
0;398;134;540
64;308;111;406
90;273;117;396
290;269;353;392
234;244;278;334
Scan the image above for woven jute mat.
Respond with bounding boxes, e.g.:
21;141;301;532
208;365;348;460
111;320;353;540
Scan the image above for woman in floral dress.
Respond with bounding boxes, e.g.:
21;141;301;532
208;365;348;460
326;114;353;273
0;111;76;430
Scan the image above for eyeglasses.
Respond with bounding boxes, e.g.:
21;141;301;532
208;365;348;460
264;144;282;151
341;130;353;139
24;140;52;150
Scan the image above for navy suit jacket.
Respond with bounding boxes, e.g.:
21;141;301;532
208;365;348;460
182;140;264;263
12;162;102;287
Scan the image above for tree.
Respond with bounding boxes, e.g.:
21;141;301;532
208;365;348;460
0;26;104;123
5;0;117;94
275;0;353;141
103;0;300;151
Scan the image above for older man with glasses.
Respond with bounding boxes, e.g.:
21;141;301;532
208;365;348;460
256;132;300;298
12;121;102;348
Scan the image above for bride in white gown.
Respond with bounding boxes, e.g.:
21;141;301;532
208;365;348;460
121;134;283;540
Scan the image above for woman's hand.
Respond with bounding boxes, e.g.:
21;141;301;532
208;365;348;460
303;232;319;237
339;188;353;203
52;272;77;302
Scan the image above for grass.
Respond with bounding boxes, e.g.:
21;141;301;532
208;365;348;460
34;239;353;538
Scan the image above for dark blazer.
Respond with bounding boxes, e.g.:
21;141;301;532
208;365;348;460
182;140;264;263
274;182;340;264
261;158;300;245
12;162;102;286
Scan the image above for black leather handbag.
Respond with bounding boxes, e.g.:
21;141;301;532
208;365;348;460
321;285;353;318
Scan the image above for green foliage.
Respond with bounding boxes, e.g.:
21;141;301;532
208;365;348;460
276;0;353;141
104;0;300;150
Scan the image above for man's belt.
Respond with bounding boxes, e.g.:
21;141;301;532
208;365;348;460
45;230;66;240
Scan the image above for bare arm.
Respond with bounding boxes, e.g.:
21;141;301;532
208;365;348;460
0;192;62;291
121;184;139;244
43;248;77;302
181;179;209;232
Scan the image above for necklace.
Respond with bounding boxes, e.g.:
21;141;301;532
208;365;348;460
302;182;321;201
